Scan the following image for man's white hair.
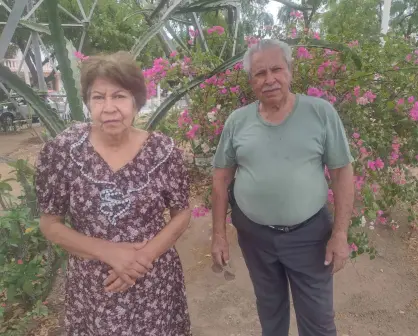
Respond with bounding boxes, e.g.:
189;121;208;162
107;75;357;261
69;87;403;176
243;39;293;74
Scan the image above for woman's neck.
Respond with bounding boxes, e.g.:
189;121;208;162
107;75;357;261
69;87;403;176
91;125;132;149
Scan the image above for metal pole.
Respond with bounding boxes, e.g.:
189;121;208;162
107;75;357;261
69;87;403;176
381;0;392;35
0;0;30;60
27;0;47;91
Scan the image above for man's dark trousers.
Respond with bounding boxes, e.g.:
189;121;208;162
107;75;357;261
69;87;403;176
231;204;337;336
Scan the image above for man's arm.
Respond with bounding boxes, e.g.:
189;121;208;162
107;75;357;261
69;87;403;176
211;166;236;266
325;163;354;273
329;164;354;236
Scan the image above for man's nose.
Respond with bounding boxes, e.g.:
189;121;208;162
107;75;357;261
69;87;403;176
265;70;275;83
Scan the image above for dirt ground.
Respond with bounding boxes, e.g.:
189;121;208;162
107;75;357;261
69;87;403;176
1;128;418;336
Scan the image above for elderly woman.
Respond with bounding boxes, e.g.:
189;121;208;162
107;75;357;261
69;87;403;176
35;51;192;335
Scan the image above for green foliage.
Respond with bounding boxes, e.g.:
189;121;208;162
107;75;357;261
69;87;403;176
0;160;66;334
45;0;84;121
321;0;382;42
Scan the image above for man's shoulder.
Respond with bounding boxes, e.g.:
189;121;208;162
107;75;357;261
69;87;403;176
225;101;258;126
296;94;339;126
298;94;335;110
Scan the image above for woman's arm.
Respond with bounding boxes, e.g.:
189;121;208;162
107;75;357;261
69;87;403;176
141;208;191;260
40;214;152;285
40;213;109;260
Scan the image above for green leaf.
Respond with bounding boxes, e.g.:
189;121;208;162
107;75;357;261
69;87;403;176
0;64;65;137
22;280;34;295
131;0;184;58
146;50;246;130
6;285;16;303
19;20;51;35
175;0;241;14
46;0;84;122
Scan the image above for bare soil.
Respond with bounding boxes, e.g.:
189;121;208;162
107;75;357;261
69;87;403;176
1;128;418;336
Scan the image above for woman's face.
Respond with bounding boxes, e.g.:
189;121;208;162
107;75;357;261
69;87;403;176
88;77;136;135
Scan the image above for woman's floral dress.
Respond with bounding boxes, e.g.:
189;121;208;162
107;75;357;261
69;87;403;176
35;123;191;336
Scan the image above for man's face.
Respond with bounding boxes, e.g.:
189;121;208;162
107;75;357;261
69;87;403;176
249;47;292;105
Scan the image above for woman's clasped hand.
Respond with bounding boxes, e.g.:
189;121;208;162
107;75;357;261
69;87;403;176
102;240;154;292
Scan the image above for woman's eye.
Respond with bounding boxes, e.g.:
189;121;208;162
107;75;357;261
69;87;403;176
92;96;104;100
115;95;126;99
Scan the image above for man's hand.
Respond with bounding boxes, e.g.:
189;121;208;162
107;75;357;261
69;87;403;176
211;233;230;267
324;232;349;274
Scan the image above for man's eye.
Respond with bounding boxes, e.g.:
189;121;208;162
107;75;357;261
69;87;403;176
115;95;126;99
92;96;103;100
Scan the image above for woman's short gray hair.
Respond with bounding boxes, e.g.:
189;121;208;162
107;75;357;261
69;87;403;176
243;39;293;74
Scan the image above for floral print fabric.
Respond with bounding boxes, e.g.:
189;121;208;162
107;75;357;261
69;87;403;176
35;123;191;336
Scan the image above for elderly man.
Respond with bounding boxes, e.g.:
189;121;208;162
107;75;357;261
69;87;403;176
211;39;354;336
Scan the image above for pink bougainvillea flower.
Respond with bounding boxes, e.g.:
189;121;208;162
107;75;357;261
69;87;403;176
74;51;88;61
233;62;243;71
397;98;405;105
327;189;334;203
192;205;210;218
375;157;384;170
230;86;240;94
297;47;312;59
405;54;412;62
349;243;358;252
186;124;200;139
17;259;23;265
313;32;320;40
352;132;360;139
208;26;225;35
367;160;376;171
188;28;198;38
364;91;377;103
356;97;369;105
408;96;415;103
169;51;177;58
291;28;297;38
307;87;324;97
409;102;418;121
353;86;361;97
290;10;303;19
348;40;359;48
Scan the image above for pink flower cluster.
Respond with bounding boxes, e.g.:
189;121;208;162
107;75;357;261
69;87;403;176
186;124;200;140
353;86;376;105
405;51;418;64
389;138;401;165
307;87;336;104
245;36;260;47
178;109;192;128
409;101;418;121
74;51;88;61
367;158;384;171
297;47;312;59
208;26;225;35
348;40;359;48
290;11;303;19
192;205;210;218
